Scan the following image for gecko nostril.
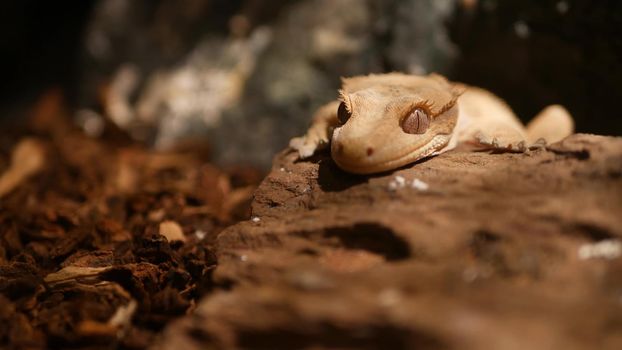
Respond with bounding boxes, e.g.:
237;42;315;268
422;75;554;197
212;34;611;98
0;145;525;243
335;142;344;154
366;147;374;156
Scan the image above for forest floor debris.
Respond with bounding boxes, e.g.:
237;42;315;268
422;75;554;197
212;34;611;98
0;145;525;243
0;92;263;349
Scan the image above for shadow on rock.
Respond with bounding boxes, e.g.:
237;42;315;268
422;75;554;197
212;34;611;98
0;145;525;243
315;154;367;192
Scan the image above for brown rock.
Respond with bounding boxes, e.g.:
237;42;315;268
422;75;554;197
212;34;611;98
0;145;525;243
156;134;622;349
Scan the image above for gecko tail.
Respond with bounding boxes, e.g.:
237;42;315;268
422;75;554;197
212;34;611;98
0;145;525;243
525;105;574;144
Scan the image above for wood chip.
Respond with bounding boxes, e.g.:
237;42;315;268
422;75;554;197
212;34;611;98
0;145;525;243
159;220;186;242
44;266;112;285
0;138;46;198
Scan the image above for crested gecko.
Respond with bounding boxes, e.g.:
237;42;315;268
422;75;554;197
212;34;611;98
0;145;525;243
290;73;574;174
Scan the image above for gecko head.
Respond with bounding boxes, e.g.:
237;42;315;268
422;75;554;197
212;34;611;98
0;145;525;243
330;73;461;174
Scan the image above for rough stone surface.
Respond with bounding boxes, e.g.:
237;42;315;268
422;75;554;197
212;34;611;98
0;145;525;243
155;134;622;349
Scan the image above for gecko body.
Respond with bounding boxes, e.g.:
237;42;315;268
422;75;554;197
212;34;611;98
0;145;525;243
290;73;573;174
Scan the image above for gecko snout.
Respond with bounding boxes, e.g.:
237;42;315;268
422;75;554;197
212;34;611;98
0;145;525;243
332;139;376;161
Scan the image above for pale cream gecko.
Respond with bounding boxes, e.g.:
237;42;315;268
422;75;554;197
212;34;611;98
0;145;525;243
290;73;574;174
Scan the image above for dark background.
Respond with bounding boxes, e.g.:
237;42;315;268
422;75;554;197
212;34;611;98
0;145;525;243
449;0;622;137
0;0;620;138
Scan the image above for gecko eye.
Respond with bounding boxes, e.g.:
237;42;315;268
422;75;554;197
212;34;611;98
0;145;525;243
401;108;430;134
337;102;351;124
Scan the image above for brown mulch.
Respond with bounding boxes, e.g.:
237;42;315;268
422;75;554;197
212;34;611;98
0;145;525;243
0;91;263;349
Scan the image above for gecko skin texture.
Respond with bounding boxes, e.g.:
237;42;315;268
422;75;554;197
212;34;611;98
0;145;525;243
289;73;574;174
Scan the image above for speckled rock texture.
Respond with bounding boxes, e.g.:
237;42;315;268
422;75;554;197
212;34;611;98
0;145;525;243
155;134;622;349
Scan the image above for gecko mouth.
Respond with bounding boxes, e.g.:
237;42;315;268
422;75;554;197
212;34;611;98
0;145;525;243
332;134;451;174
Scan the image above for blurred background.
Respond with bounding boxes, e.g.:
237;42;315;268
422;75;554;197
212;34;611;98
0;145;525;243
1;0;621;168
